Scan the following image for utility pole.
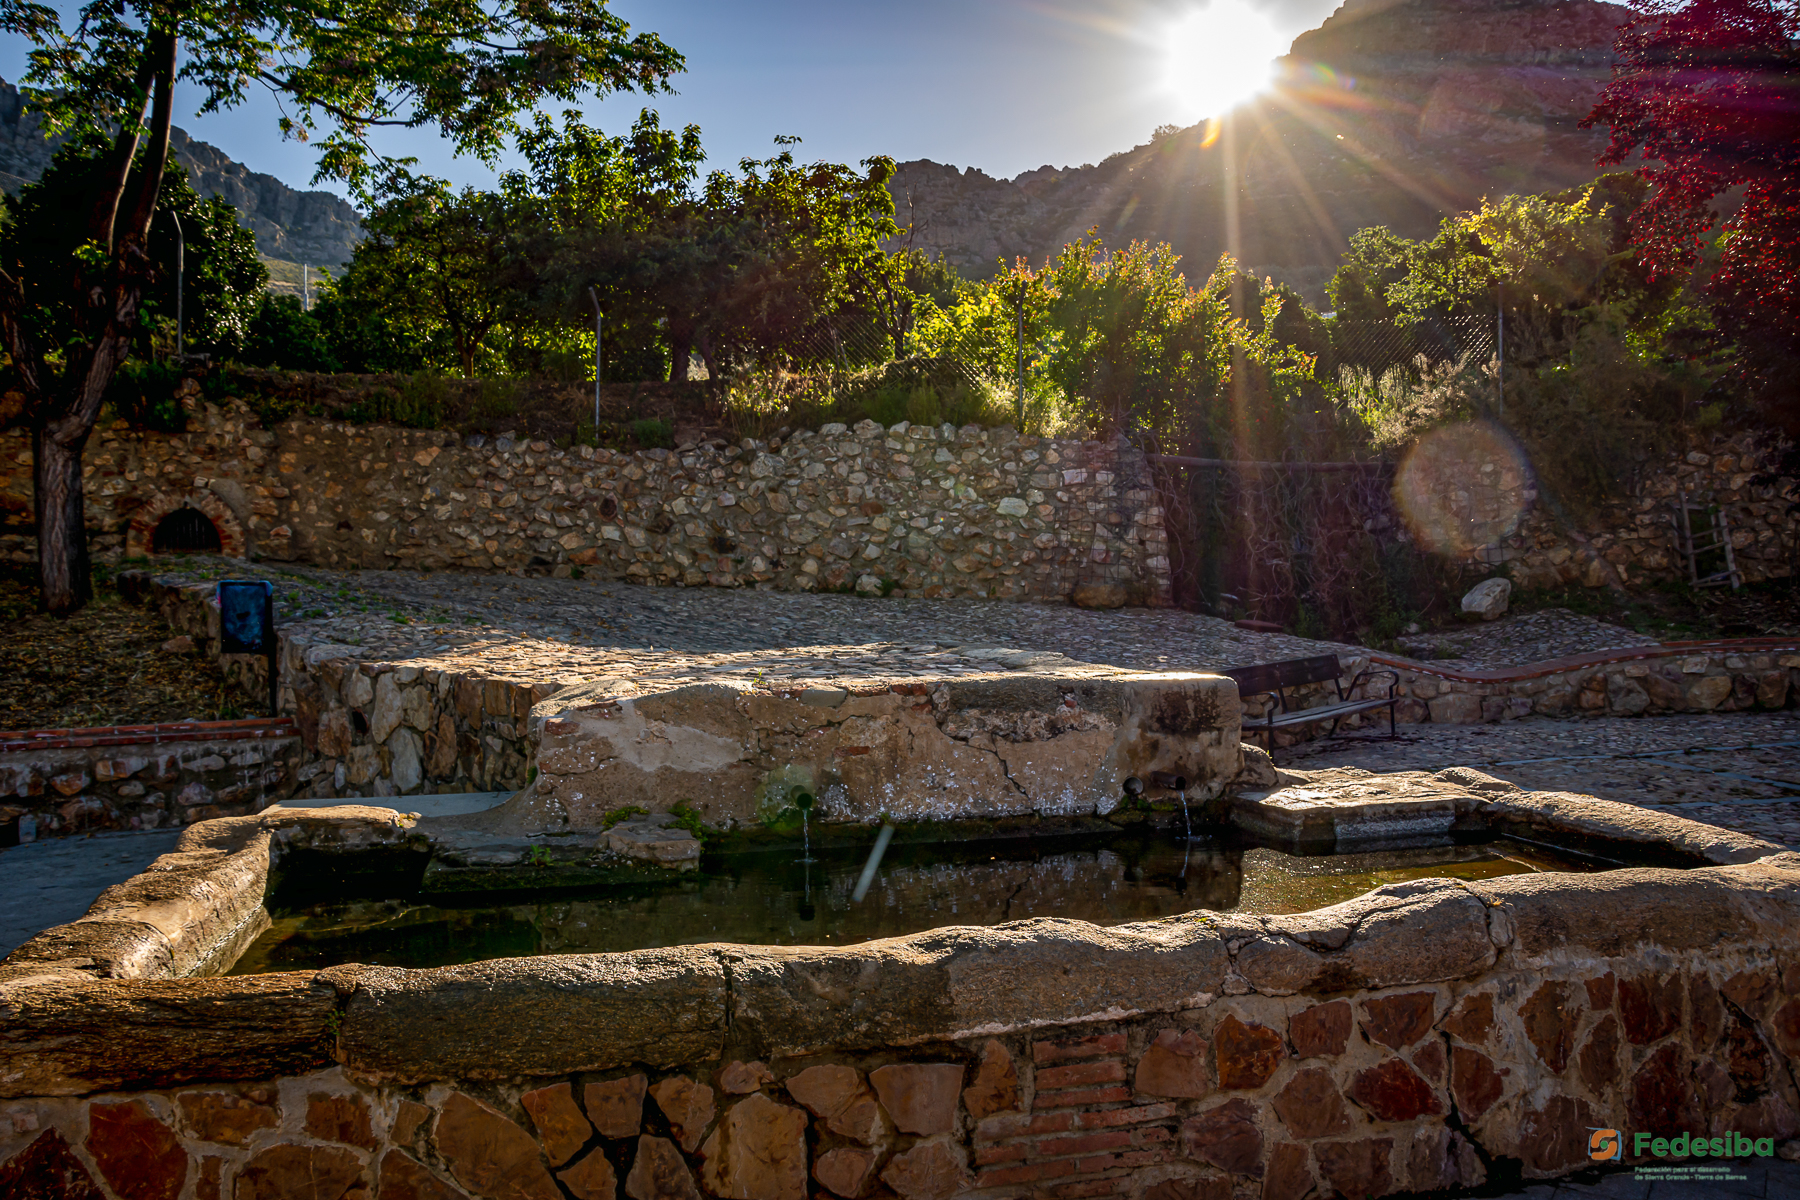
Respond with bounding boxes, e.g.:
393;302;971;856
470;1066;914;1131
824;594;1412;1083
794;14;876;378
303;264;310;312
588;287;604;439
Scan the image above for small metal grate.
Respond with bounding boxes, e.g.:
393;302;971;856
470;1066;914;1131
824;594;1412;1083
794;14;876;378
151;506;222;554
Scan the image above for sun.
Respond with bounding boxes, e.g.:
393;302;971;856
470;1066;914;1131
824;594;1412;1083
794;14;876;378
1162;0;1290;122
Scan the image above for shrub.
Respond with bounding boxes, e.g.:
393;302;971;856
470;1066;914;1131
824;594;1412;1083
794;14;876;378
631;417;674;448
107;360;187;432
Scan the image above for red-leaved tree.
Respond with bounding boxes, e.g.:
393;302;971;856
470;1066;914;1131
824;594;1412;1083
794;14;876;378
1583;0;1800;421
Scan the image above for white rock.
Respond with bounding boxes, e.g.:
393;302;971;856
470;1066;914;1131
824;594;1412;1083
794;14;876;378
388;727;422;792
1461;577;1512;621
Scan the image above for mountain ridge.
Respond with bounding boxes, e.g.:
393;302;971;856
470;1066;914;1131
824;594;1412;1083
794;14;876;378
0;80;363;269
887;0;1634;302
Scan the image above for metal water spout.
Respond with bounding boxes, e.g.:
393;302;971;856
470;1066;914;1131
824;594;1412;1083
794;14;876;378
1149;771;1191;839
796;791;815;863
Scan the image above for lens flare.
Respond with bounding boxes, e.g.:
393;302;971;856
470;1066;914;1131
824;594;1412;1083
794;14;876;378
1393;422;1533;558
1163;0;1290;121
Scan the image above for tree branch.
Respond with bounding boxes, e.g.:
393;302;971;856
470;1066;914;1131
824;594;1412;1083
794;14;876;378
84;43;159;250
116;28;178;249
0;266;48;403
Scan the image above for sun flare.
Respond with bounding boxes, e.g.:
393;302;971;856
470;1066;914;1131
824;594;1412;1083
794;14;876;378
1162;0;1289;122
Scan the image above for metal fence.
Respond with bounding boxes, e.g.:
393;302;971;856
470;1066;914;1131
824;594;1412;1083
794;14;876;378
1331;313;1498;374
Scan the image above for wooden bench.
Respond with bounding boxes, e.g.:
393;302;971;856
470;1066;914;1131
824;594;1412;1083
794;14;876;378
1222;654;1399;756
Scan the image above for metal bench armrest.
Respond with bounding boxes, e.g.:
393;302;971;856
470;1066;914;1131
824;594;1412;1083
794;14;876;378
1343;668;1399;701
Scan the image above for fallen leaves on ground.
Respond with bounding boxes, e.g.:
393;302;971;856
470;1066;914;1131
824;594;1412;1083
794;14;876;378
0;576;247;731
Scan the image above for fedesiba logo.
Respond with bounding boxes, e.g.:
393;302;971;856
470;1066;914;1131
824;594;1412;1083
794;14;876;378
1589;1127;1776;1161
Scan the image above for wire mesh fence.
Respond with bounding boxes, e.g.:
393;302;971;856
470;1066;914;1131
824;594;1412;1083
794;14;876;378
1331;313;1498;375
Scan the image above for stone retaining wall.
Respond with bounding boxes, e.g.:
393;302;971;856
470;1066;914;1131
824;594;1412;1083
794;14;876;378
0;383;1173;604
3;805;1799;1199
1402;424;1799;588
0;722;302;842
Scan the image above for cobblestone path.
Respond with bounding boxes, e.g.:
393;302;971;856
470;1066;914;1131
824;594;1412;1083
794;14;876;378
172;560;1675;685
144;562;1800;848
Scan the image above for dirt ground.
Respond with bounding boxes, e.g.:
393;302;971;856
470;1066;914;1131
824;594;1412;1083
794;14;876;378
0;571;240;730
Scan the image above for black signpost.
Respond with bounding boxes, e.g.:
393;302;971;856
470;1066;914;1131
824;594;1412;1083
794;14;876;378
217;580;278;717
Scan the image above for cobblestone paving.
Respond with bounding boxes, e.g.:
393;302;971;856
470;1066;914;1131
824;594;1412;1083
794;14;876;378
168;563;1683;688
1396;608;1662;670
1284;712;1800;847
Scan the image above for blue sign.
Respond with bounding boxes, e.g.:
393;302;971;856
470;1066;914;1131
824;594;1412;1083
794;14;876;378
218;580;273;655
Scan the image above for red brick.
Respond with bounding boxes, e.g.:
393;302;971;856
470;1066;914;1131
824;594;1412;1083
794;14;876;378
1037;1131;1135;1158
974;1113;1034;1141
1034;1034;1128;1063
1054;1179;1123;1198
980;1111;1074;1143
1073;1103;1177;1130
976;1144;1028;1167
1037;1061;1127;1090
1076;1155;1120;1175
1118;1150;1169;1168
1035;1086;1133;1109
979;1160;1077;1187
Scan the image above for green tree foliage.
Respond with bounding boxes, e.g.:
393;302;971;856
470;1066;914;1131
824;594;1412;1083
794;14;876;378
0;0;683;613
334;185;535;377
244;295;339;372
1327;180;1717;508
1;139;265;360
324;115;908;385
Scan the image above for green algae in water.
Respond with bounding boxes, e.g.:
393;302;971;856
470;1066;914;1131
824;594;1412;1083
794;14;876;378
226;834;1604;974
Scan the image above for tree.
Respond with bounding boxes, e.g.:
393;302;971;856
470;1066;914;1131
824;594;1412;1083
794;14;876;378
1583;0;1800;417
337;185;535;378
244;295;340;372
3;138;267;361
847;247;962;359
0;0;682;613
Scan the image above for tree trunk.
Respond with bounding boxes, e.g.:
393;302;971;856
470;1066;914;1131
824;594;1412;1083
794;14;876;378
668;319;694;383
34;421;94;615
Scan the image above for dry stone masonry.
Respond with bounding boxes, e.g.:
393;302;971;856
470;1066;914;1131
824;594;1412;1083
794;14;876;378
0;385;1173;604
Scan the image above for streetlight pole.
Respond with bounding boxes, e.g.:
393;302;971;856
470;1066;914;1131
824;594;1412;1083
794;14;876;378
170;210;184;361
588;287;604;439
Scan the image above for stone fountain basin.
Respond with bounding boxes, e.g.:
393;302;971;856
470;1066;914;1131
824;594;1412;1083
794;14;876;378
0;766;1777;992
1;771;1796;1196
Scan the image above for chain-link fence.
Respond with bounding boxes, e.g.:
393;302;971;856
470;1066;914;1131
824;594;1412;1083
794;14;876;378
1331;313;1498;375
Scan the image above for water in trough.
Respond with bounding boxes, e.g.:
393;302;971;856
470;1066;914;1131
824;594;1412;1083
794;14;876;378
228;831;1605;974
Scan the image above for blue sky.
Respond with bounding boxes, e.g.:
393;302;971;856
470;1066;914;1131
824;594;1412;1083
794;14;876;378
1;0;1345;202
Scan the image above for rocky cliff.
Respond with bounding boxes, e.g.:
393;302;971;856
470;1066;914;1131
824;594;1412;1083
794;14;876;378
0;80;363;268
890;0;1633;301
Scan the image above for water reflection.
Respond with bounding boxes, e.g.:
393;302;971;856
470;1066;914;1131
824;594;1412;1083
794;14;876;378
229;835;1601;974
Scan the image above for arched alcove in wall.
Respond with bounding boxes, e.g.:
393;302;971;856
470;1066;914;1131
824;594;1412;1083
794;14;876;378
126;491;247;558
151;506;223;553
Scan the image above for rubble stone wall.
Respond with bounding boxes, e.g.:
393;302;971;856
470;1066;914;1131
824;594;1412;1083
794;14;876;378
1402;424;1799;588
0;386;1173;604
0;725;302;842
4;809;1799;1199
